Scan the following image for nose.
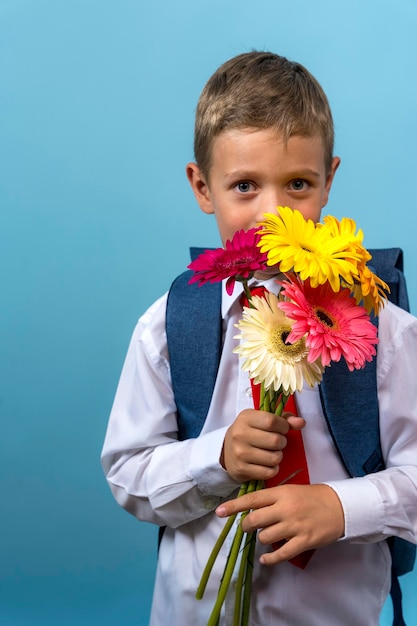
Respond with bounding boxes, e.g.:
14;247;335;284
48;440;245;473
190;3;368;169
256;190;283;223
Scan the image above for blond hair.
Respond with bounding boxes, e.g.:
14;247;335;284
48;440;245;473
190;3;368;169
194;51;334;180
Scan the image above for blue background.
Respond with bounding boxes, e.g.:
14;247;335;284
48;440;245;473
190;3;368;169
1;1;416;624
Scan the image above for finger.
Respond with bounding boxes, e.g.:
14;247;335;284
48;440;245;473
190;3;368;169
230;439;285;466
245;449;284;469
246;430;288;453
229;461;281;484
216;488;279;518
254;412;290;435
259;537;307;566
241;506;283;534
286;416;306;431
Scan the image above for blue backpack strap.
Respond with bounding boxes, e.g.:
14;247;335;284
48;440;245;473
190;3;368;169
368;248;409;312
320;247;415;625
319;351;382;476
166;248;222;440
160;251;222;547
320;247;410;476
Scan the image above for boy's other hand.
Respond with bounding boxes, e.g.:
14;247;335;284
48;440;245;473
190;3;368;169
216;483;345;565
220;408;305;483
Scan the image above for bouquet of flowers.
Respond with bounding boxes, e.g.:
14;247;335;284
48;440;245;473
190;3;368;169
187;206;389;626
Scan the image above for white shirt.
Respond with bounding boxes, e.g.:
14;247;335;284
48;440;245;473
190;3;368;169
101;280;417;626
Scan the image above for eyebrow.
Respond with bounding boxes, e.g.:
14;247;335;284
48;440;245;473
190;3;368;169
223;168;322;181
289;169;322;181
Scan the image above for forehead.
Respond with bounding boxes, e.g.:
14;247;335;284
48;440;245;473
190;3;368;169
208;128;327;180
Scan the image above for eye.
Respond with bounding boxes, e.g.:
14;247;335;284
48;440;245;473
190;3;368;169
290;179;307;191
235;181;254;193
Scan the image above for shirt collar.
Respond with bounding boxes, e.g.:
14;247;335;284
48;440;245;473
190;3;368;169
221;276;282;319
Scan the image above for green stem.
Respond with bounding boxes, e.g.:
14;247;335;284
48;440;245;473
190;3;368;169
231;480;257;625
255;479;265;492
259;381;270;412
233;531;248;625
241;530;257;626
242;280;252;306
196;483;248;600
204;481;257;625
274;392;289;415
233;528;254;626
238;480;263;624
206;517;246;626
198;382;292;623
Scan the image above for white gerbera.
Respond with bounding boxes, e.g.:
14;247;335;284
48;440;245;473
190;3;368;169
234;292;324;395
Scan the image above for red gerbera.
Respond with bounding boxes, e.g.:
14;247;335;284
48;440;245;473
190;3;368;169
188;228;268;295
278;275;378;371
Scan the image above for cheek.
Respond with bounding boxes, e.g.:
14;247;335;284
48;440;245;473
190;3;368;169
306;207;323;223
214;211;249;241
213;216;236;245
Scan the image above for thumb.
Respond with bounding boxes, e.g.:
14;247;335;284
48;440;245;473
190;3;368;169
285;415;306;431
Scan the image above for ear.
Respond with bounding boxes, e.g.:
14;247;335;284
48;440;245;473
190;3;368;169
321;156;341;207
186;162;214;215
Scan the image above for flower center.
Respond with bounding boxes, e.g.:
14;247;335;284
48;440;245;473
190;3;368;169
217;255;254;271
315;308;335;327
269;325;308;363
281;330;290;344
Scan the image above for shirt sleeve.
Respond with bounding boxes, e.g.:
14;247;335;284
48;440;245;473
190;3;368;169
325;303;417;544
101;294;240;529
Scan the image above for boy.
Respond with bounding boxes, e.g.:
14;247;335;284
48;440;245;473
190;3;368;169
101;52;417;625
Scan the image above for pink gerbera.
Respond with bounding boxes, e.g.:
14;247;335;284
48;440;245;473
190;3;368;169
188;228;269;295
278;275;378;371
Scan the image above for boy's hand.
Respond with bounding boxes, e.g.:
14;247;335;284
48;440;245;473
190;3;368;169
216;483;344;565
220;408;305;483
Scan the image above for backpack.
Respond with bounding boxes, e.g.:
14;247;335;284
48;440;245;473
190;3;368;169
166;247;415;626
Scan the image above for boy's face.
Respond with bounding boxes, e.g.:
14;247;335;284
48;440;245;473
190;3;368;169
187;127;340;246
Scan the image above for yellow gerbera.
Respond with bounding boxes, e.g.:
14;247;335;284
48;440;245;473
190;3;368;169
234;292;324;395
258;207;364;292
350;262;390;315
322;214;371;264
323;214;365;241
322;214;389;313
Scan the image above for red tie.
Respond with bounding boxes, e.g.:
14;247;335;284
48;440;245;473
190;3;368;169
241;286;314;568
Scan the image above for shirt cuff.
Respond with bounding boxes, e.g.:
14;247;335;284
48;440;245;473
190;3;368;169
189;426;240;497
324;477;386;541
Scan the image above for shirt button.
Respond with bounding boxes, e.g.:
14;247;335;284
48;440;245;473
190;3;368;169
203;496;220;510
